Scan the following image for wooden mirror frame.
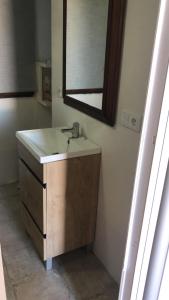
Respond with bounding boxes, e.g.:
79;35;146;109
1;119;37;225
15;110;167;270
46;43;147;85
63;0;127;126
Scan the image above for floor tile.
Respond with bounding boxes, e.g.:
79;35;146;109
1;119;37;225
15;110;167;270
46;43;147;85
14;271;72;300
0;183;119;300
54;250;117;300
0;219;30;249
0;182;19;198
0;202;13;222
3;263;16;300
3;245;44;284
89;294;115;300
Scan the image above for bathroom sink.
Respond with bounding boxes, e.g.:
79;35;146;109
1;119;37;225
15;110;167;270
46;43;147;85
16;128;101;164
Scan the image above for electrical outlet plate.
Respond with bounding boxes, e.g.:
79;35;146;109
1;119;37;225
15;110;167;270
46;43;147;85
121;110;142;133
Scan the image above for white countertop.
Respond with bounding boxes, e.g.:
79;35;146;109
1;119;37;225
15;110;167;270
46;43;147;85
16;127;101;164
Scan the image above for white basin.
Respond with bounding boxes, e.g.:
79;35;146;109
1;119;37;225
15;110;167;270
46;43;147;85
16;128;101;164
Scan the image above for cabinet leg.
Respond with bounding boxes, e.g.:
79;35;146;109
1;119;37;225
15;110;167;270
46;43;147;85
45;258;53;271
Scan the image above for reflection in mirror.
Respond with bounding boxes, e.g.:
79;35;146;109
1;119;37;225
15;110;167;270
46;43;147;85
66;0;109;110
63;0;126;126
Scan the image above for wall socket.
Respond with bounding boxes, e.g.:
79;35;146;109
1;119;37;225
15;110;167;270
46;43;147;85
121;110;142;133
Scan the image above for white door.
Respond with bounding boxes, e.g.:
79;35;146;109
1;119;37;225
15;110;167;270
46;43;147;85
119;0;169;299
143;162;169;299
130;81;169;299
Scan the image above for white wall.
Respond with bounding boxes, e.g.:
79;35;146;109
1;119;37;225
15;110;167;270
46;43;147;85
52;0;160;283
0;0;52;185
0;0;36;92
66;0;108;89
0;98;51;185
35;0;51;62
0;0;51;94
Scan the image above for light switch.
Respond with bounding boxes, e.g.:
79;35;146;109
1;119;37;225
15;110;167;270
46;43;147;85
129;113;142;132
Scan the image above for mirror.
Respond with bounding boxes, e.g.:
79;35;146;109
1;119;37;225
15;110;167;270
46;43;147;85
63;0;126;126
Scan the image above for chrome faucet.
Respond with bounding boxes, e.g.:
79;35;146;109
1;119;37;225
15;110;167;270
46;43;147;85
61;122;80;138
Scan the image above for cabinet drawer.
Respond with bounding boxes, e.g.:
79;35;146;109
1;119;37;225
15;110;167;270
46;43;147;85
17;141;46;183
21;204;46;260
19;160;46;234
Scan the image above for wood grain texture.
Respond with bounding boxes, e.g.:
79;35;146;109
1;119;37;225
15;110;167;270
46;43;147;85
18;143;101;261
19;160;47;234
46;154;101;258
21;204;46;260
17;141;47;183
0;246;6;300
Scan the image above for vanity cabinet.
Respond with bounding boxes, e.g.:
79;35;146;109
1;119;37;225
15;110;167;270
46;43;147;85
18;141;100;267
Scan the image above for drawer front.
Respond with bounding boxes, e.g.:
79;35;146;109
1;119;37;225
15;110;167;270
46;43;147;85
17;141;46;183
19;160;46;234
21;204;46;260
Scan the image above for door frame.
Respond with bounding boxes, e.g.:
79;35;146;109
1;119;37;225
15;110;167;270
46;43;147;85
130;67;169;299
119;0;169;298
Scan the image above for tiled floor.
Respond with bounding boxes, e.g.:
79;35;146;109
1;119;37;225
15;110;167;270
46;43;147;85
0;183;119;300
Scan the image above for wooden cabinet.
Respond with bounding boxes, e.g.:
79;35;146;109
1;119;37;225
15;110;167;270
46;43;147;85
18;141;101;268
19;160;46;234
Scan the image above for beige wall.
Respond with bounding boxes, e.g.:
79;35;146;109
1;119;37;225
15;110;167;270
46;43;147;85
52;0;160;283
0;98;51;185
